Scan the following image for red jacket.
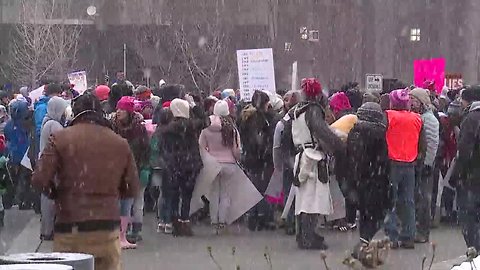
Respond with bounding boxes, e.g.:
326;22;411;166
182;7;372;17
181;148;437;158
386;110;422;163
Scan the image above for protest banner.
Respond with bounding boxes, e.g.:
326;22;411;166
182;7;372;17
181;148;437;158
29;85;44;103
68;71;88;94
236;48;276;102
413;58;445;94
444;73;463;89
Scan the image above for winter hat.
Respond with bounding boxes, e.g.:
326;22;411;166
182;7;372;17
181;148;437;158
357;102;385;123
221;89;235;100
213;100;230;116
447;100;462;117
409;88;432;106
301;78;322;98
461;85;480;103
212;90;222;100
170;98;190;119
116;96;135;112
270;94;284;111
423;80;436;93
19;87;29;97
94;85;110;101
329;92;352;116
150;95;160;109
389;88;410;110
162;101;171;108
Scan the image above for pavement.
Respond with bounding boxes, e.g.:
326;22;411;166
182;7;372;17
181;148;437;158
24;213;465;270
0;209;37;255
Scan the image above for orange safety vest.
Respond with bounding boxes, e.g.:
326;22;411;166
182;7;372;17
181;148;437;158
386;110;422;163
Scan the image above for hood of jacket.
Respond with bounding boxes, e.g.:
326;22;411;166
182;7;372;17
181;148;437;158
34;96;50;109
208;115;222;132
10;100;29;121
240;104;257;122
353;119;387;140
469;101;480;112
45;96;68;123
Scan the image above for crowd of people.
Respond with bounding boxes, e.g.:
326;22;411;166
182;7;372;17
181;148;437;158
0;74;477;269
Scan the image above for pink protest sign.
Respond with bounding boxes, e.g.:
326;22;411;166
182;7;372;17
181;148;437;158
414;58;445;94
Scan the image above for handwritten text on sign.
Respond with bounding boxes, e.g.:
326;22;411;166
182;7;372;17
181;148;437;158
236;48;276;102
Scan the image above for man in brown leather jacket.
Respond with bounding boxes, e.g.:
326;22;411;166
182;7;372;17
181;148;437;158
32;93;140;270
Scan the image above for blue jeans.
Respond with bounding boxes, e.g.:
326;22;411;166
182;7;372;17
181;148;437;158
457;186;480;250
119;199;134;217
385;162;416;242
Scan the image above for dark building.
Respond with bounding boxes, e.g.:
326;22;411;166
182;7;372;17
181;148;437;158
1;0;478;91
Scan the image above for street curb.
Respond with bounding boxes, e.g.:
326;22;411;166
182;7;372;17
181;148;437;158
6;216;41;254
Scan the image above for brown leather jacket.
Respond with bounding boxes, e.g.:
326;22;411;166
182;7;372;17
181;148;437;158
32;121;140;224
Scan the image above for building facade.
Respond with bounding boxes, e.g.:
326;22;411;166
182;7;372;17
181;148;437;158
0;0;478;90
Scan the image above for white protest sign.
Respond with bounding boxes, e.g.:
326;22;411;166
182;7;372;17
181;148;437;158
237;48;276;102
366;74;383;92
68;71;87;94
29;85;44;103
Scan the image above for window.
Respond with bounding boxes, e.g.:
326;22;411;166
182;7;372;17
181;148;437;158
410;28;421;42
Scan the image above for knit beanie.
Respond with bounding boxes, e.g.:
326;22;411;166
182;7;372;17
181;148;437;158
358;100;380;115
170;98;190;119
301;78;322;98
409;88;432;106
329;92;352;116
116;96;135;112
461;85;480;103
213;100;229;116
270;94;285;111
389;88;410;110
162;101;171;108
221;89;235;100
94;85;110;101
150;95;160;109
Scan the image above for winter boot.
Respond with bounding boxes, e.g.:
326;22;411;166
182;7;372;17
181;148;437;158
180;220;193;237
0;210;4;227
256;215;266;231
298;213;328;250
172;219;182;237
120;217;136;249
247;214;257;231
127;223;143;244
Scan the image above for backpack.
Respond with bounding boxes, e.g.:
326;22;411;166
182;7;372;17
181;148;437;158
280;116;296;170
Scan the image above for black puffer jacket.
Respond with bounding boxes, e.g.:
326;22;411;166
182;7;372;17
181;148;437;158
157;117;203;189
239;92;278;173
452;101;480;188
346;113;391;215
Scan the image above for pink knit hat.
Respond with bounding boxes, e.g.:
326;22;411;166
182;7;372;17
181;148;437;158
94;85;110;101
116;96;135;112
389;88;410;109
329;92;352;116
